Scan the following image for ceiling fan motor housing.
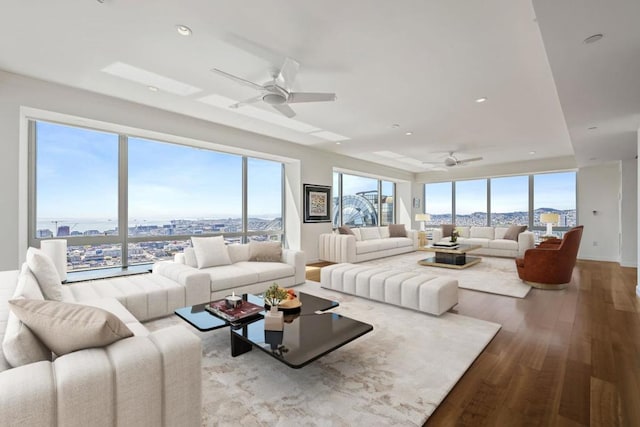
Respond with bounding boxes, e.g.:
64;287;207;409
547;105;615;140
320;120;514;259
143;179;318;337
262;85;289;105
444;156;458;167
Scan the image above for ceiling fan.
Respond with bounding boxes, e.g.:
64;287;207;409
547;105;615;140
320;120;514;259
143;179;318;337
211;58;336;118
423;151;484;169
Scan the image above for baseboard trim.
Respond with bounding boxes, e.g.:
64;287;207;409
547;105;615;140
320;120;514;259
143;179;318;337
577;256;620;263
620;261;638;268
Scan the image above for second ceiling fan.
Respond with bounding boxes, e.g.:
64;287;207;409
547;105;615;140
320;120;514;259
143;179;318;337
211;57;336;118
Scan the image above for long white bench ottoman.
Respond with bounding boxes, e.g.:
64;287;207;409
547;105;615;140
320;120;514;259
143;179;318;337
320;263;458;316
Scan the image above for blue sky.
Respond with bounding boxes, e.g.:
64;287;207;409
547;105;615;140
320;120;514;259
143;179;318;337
36;122;283;221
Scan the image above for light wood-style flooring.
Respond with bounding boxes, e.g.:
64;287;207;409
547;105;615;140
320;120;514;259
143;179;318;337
305;260;639;426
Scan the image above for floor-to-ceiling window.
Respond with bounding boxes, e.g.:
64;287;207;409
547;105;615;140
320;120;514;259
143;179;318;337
30;120;285;272
423;172;577;234
455;179;488;226
425;182;452;225
491;175;529;226
332;172;396;228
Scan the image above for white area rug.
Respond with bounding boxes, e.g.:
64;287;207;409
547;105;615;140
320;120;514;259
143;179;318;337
360;251;532;298
147;282;501;426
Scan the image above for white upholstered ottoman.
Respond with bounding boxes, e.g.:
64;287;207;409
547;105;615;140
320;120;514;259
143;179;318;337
320;263;458;316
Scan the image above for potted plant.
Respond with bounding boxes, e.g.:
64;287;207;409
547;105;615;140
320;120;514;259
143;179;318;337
263;283;287;331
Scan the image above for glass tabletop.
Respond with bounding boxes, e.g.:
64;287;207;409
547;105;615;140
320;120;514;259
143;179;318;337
174;291;339;332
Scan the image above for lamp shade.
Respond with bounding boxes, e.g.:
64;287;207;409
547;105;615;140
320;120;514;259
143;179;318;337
415;213;431;222
540;213;559;224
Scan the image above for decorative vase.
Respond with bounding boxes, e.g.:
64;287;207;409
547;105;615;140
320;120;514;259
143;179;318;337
264;304;284;331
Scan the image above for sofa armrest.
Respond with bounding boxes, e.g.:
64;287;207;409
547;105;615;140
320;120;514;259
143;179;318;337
431;229;443;243
517;231;535;256
405;229;419;249
153;261;210;305
282;249;306;285
0;325;202;427
318;233;356;263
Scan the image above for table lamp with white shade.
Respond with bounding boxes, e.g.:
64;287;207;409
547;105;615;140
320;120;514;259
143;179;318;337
540;213;560;236
415;213;431;231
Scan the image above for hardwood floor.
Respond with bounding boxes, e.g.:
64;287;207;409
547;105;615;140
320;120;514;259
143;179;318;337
305;260;639;426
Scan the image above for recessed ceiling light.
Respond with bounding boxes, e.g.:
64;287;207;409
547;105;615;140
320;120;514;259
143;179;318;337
475;97;487;103
176;25;192;36
405;131;413;136
529;151;536;155
588;126;598;130
583;34;603;44
147;86;159;92
336;142;341;145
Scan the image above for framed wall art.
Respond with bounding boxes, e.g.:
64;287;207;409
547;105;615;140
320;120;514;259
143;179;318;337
303;184;332;223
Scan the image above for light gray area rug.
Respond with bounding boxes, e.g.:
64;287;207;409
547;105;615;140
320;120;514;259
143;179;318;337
360;251;532;298
147;282;501;426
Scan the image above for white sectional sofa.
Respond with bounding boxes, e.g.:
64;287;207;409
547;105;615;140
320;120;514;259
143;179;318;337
431;226;534;258
318;225;418;264
0;260;203;426
153;241;306;300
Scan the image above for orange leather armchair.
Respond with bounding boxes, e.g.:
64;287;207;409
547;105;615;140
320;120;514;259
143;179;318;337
515;225;583;289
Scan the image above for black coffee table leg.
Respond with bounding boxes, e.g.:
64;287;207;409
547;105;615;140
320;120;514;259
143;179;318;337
230;331;252;357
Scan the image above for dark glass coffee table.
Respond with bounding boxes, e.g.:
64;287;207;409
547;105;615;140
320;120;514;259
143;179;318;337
175;292;373;368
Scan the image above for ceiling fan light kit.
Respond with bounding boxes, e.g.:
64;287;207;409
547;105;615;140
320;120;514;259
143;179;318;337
211;57;336;118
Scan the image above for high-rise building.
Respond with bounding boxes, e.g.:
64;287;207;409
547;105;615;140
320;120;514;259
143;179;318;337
57;225;70;236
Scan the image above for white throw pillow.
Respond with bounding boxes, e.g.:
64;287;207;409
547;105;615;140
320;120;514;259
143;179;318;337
191;236;232;269
359;227;382;241
26;247;63;301
183;247;198;268
227;244;250;263
351;228;362;241
379;226;390;239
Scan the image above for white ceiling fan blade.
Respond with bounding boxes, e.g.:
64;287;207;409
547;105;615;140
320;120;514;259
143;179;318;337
277;57;300;89
229;95;263;109
288;92;337;103
271;103;296;118
457;156;483;165
210;68;264;91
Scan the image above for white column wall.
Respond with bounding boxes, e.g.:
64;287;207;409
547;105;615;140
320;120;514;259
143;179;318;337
577;163;621;262
0;71;413;270
620;158;637;268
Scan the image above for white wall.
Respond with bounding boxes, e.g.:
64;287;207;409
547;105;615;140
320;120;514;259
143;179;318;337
620;157;637;267
577;163;621;262
0;71;414;270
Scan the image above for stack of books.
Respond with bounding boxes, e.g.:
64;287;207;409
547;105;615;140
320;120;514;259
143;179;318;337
432;241;460;248
205;299;264;323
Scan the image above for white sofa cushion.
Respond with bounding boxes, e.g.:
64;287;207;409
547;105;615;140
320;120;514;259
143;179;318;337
389;237;414;248
494;227;509;239
457;227;470;238
464;238;490;248
8;299;134;356
26;247;63;301
488;239;519;251
234;261;295;283
379;226;390;238
378;239;398;251
470;227;495;239
351;228;362;241
355;240;382;254
191;236;231;269
200;265;260;292
228;244;250;263
360;227;382;241
81;297;149;337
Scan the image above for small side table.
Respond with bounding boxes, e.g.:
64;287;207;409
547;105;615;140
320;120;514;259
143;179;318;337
418;231;428;248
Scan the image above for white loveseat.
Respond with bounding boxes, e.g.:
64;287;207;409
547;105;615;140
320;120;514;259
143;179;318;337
0;263;203;426
318;226;418;264
431;226;534;258
153;243;306;300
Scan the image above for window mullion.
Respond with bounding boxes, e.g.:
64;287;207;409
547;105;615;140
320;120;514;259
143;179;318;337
119;134;128;267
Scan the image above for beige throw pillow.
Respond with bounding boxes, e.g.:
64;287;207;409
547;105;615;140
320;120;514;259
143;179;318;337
26;247;63;301
338;226;354;236
191;236;232;269
441;224;454;238
8;299;133;356
248;241;282;262
503;225;527;241
388;224;407;237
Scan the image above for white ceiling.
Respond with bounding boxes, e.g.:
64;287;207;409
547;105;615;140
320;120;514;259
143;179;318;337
1;0;638;173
